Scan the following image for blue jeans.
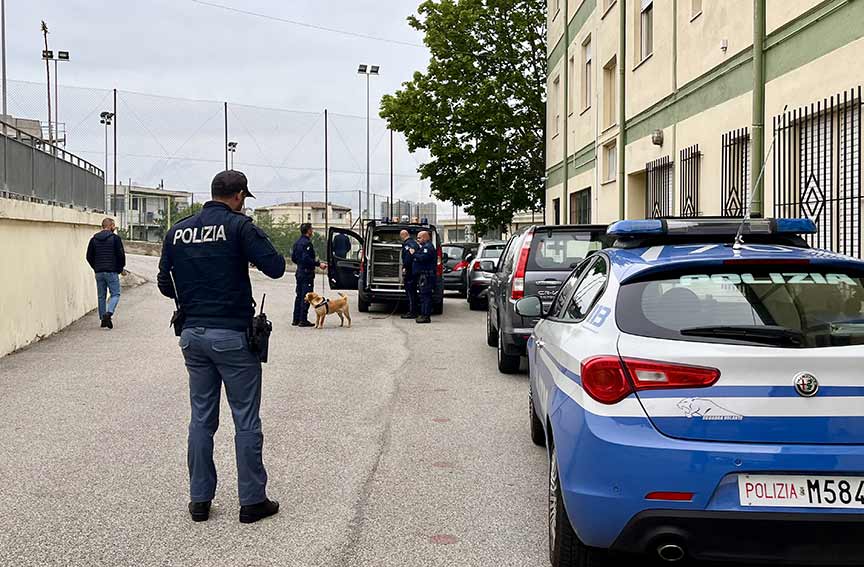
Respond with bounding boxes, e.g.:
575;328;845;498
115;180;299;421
180;327;268;506
95;272;121;319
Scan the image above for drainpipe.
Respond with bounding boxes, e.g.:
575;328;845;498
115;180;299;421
562;0;570;224
617;0;626;219
750;0;766;217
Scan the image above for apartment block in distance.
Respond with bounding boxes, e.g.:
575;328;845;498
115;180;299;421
546;0;864;256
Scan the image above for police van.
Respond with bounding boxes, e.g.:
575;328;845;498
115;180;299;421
327;220;445;314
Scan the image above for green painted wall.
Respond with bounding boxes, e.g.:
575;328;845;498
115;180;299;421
546;0;864;181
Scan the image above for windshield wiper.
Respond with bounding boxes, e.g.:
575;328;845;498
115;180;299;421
679;325;804;347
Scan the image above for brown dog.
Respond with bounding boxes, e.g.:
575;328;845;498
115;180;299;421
304;291;352;329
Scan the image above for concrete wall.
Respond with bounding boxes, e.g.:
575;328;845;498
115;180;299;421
0;199;105;357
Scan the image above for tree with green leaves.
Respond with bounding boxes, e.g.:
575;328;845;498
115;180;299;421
381;0;546;235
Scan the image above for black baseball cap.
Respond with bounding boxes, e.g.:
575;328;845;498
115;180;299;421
211;170;255;199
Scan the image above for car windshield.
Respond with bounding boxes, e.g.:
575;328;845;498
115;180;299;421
617;266;864;348
481;245;505;259
528;231;605;271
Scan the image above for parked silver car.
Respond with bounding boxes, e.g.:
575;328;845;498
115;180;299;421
465;240;507;310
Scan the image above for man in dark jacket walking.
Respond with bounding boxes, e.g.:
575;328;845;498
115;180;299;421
86;218;126;329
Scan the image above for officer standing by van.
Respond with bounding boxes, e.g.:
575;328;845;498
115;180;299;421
410;230;437;324
291;223;326;327
399;229;420;319
157;170;286;524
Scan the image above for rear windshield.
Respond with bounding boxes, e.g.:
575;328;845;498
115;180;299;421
527;231;606;271
481;245;505;259
617;267;864;348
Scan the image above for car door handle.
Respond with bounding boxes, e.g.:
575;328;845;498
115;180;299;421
535;280;562;287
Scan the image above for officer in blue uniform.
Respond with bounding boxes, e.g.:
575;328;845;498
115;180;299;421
399;229;420;319
291;223;326;327
410;230;437;324
157;170;285;524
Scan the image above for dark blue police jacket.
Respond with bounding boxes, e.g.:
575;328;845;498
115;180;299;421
402;238;419;275
157;201;286;331
291;235;318;275
411;241;437;275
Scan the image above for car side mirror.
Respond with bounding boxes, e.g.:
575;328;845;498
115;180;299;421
515;296;544;318
479;260;495;272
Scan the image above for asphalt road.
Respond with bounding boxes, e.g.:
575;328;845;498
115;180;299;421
0;255;548;567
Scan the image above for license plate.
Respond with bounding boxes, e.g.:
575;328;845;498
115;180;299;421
738;474;864;509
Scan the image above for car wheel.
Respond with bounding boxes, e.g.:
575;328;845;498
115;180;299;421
468;296;484;311
486;308;498;347
529;387;546;447
549;447;608;567
358;297;370;313
497;324;520;374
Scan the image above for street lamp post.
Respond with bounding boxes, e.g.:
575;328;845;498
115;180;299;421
227;141;238;169
357;64;379;224
100;111;114;212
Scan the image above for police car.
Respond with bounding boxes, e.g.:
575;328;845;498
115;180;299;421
518;218;864;565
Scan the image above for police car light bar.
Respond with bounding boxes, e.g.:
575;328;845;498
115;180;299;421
607;218;817;238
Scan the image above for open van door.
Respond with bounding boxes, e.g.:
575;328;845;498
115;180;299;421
328;227;364;290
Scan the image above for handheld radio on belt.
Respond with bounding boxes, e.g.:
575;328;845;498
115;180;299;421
248;294;273;363
169;272;185;337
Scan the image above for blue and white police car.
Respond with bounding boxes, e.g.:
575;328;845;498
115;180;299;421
519;218;864;565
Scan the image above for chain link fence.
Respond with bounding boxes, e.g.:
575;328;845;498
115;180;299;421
5;79;434;224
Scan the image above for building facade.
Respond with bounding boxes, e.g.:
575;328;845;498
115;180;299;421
380;199;439;224
254;201;354;229
106;184;193;242
547;0;864;256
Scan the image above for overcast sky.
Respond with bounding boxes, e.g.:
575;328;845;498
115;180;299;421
4;0;462;216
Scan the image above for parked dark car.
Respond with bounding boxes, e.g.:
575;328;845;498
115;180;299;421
440;242;479;296
465;240;506;310
486;224;610;373
327;221;444;314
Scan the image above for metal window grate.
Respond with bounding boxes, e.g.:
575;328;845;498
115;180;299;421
721;128;750;217
646;156;673;218
679;145;701;217
773;86;862;256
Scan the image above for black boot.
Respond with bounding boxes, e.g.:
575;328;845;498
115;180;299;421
239;498;280;524
104;313;114;329
297;321;315;328
189;500;211;522
400;312;417;319
416;315;431;324
100;315;108;328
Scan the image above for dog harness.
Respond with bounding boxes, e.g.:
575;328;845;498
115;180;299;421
316;299;331;314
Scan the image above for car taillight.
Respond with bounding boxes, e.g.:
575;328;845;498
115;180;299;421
454;260;469;272
580;357;633;404
437;245;443;277
472;261;481;271
581;356;720;405
511;232;534;300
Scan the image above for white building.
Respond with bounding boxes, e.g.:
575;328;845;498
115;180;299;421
254;201;354;229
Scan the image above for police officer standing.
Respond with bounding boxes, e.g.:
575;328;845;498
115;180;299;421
291;223;326;327
410;230;437;324
157;170;286;524
399;229;420;319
